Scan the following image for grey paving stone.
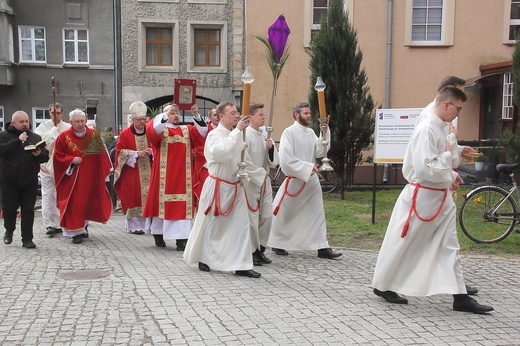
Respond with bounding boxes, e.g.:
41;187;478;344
0;210;519;345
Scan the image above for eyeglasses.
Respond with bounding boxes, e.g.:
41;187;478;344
224;111;239;116
133;118;147;122
446;101;462;112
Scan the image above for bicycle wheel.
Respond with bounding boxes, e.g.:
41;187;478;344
459;186;517;243
319;171;338;193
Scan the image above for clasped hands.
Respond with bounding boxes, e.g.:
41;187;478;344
137;148;153;158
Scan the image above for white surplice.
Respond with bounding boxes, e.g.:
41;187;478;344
372;113;467;296
35;119;72;229
184;123;254;272
245;126;279;250
267;121;330;251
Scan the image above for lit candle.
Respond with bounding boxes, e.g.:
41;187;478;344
314;76;326;118
241;66;254;116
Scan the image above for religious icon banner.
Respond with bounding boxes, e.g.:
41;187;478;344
174;79;197;110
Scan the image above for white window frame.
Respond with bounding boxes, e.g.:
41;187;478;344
187;0;226;3
138;19;179;72
405;0;455;46
0;106;4;131
304;0;352;47
503;72;514;120
8;24;14;62
187;21;227;73
18;26;46;63
63;28;89;64
311;0;329;33
32;107;51;128
504;0;520;43
137;0;179;2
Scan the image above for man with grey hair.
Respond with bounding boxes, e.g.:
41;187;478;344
35;102;72;237
53;109;113;244
0;111;49;248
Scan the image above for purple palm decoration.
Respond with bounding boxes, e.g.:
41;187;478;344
268;15;291;64
256;14;291;138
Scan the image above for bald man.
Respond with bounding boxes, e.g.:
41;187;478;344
0;111;49;248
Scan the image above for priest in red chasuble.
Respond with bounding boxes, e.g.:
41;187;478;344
143;103;207;250
53;109;112;244
114;101;152;235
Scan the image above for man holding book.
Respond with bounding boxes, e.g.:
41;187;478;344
0;111;49;249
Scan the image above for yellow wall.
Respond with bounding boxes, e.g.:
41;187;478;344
246;1;312;139
246;0;514;141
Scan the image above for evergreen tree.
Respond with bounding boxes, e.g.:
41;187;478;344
307;0;375;199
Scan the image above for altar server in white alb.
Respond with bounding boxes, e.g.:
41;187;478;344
244;102;279;266
267;102;341;259
35;103;71;237
184;101;261;278
372;86;493;314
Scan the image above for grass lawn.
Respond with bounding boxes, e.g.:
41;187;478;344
324;186;520;257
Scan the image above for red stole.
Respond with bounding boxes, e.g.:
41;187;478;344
114;126;151;216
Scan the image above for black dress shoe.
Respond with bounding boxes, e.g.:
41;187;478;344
4;231;13;245
453;297;494;314
198;262;210;272
272;248;288;256
317;248;342;259
465;284;478;295
131;230;145;235
176;239;187;251
72;235;82;244
258;251;272;264
373;288;408;304
236;270;261;278
22;241;36;249
252;251;263;266
46;227;56;236
153;235;166;247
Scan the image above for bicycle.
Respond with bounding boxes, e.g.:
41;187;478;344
268;166;338;193
458;162;520;243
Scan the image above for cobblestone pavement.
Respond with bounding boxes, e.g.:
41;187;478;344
0;210;519;345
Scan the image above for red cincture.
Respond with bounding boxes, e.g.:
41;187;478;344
401;183;448;238
204;175;239;217
273;176;306;216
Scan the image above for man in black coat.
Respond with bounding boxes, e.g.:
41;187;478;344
0;111;49;248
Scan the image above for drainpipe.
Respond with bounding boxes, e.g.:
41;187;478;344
383;0;393;183
113;0;122;133
385;0;393;109
373;0;393;224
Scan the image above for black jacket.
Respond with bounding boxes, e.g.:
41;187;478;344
0;122;49;185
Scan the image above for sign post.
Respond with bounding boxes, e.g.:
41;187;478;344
372;108;422;224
